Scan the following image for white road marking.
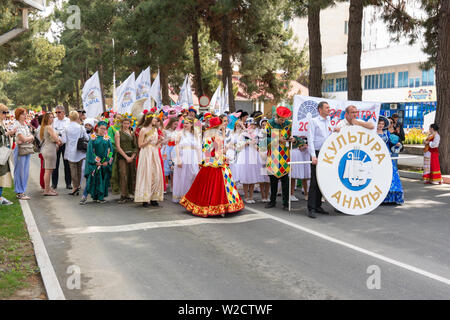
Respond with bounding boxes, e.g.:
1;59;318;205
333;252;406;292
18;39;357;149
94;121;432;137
245;206;450;287
21;197;66;300
52;212;269;235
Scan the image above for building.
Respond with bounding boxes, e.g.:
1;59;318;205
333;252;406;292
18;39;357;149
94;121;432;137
290;1;436;128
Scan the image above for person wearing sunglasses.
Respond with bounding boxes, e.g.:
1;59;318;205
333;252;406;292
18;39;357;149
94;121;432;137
52;106;72;190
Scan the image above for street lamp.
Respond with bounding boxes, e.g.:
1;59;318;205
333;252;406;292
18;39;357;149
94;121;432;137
0;0;46;45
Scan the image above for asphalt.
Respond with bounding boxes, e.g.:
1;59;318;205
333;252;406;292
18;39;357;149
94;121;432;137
25;156;450;299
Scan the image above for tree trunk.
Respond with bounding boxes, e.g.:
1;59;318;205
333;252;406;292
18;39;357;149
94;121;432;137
75;79;81;109
308;2;322;98
160;65;170;106
221;13;235;112
347;0;363;101
97;47;106;112
435;0;449;175
192;14;204;97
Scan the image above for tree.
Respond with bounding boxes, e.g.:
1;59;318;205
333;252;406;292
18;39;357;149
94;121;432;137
381;0;450;174
346;0;363;101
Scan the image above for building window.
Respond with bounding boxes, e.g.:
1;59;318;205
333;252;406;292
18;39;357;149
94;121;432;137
336;78;348;92
415;77;420;87
344;21;348;35
322;79;334;92
409;78;414;88
398;71;408;88
422;69;435;86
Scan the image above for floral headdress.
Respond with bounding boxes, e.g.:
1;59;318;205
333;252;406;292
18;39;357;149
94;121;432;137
115;112;137;128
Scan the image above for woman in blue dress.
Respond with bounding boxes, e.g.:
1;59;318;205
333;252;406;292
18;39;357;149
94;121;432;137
377;117;404;205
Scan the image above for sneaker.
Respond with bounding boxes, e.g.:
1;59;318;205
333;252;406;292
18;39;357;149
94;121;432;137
248;199;255;204
96;199;107;204
290;195;299;202
79;197;87;205
262;198;270;203
304;194;308;201
1;198;13;205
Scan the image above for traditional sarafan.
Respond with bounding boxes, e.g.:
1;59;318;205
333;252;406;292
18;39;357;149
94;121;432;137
180;117;244;217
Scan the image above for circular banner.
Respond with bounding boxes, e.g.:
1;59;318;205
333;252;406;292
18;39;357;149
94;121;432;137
317;126;393;215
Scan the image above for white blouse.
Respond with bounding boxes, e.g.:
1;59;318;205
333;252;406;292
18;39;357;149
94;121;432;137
63;122;88;162
429;132;440;149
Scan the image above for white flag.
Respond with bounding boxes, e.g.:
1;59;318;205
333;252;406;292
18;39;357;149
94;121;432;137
149;69;162;109
116;72;136;114
82;71;103;119
178;75;194;108
136;67;151;110
220;79;229;114
210;82;221;114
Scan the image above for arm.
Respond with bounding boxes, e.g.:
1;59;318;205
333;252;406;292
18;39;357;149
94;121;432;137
354;119;375;130
307;119;316;158
48;127;62;145
429;134;440;148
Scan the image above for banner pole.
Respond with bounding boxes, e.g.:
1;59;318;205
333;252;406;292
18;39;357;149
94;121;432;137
288;140;292;213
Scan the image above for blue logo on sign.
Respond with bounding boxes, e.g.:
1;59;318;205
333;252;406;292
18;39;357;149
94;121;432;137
338;149;373;191
297;100;319;120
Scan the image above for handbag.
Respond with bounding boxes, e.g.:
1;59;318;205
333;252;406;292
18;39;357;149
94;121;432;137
0;133;12;166
18;142;35;156
77;126;88;152
33;135;42;153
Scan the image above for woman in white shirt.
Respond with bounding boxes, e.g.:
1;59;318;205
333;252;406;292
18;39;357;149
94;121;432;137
63;111;88;195
423;123;443;184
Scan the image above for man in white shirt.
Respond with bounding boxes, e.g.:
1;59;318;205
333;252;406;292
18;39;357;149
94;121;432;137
306;101;334;218
335;105;375;131
52;105;72;189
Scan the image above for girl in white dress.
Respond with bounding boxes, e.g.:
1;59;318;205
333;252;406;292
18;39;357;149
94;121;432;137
161;118;178;192
226;119;244;183
290;136;310;201
258;117;270;202
172;117;201;202
234;118;264;203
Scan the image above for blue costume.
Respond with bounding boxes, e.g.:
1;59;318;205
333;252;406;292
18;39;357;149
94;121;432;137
379;130;404;204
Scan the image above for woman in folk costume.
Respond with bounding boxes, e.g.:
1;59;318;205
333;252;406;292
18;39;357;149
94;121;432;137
134;113;165;207
172;116;202;203
161;117;178;192
84;121;114;204
114;115;138;203
423;123;443;184
234;117;265;204
257;117;270;203
0;103;15;205
225;118;244;182
180;117;244;217
377;118;404;205
290;136;311;201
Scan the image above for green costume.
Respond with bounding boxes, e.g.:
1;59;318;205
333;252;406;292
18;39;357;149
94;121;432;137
85;134;113;201
108;124;120;193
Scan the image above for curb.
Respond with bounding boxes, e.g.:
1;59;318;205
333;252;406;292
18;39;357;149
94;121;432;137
398;170;422;180
11;159;66;300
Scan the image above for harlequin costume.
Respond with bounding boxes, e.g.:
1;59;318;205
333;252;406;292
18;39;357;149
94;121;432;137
180;117;244;217
265;106;299;209
84;121;114;202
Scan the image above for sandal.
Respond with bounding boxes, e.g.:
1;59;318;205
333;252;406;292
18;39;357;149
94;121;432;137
43;191;58;196
19;194;31;200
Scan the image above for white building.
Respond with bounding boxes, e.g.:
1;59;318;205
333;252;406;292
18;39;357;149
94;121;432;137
290;1;436;127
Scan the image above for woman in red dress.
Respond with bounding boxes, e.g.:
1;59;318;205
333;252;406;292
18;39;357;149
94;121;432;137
180;117;244;217
423;123;443;184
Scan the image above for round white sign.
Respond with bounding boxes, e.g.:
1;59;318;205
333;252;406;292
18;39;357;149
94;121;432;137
317;126;393;215
199;95;210;107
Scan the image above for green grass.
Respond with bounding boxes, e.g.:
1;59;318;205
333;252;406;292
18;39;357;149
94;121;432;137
0;187;40;299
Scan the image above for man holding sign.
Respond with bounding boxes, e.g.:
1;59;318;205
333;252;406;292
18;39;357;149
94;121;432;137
335;105;375;131
306;102;333;218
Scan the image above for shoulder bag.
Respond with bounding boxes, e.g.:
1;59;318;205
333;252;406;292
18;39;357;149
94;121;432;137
77;126;88;152
0;131;12;166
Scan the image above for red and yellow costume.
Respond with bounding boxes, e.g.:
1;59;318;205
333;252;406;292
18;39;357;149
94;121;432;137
180;117;244;217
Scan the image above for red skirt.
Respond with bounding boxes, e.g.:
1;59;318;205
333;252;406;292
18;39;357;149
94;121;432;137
423;148;442;183
180;166;244;217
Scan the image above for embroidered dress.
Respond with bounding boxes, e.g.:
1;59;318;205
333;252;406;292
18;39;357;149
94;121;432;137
172;131;201;202
180;134;244;217
234;129;265;184
134;127;164;202
379;130;404;204
423;133;442;184
84;134;113;201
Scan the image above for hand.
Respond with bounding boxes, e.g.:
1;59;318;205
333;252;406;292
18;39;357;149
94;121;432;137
312;156;318;165
126;156;133;163
96;162;102;167
333;127;341;133
102;162;108;167
177;163;182;168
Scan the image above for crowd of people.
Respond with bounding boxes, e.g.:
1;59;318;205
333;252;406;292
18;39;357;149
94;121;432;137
0;102;443;218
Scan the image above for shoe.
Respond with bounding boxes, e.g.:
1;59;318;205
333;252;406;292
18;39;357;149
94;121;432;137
308;210;317;219
66;185;73;190
244;198;251;204
265;202;276;208
43;191;58;196
316;207;329;215
68;187;81;196
118;198;127;204
18;194;30;200
290;195;299;202
304;194;308;201
51;185;57;190
96;199;107;204
79;197;87;205
250;199;256;204
143;202;150;208
1;198;13;205
150;201;159;206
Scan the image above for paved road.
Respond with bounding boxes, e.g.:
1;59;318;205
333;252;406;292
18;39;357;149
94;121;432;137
26;157;450;299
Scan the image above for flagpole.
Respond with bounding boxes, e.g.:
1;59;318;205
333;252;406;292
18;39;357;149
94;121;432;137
112;38;116;112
